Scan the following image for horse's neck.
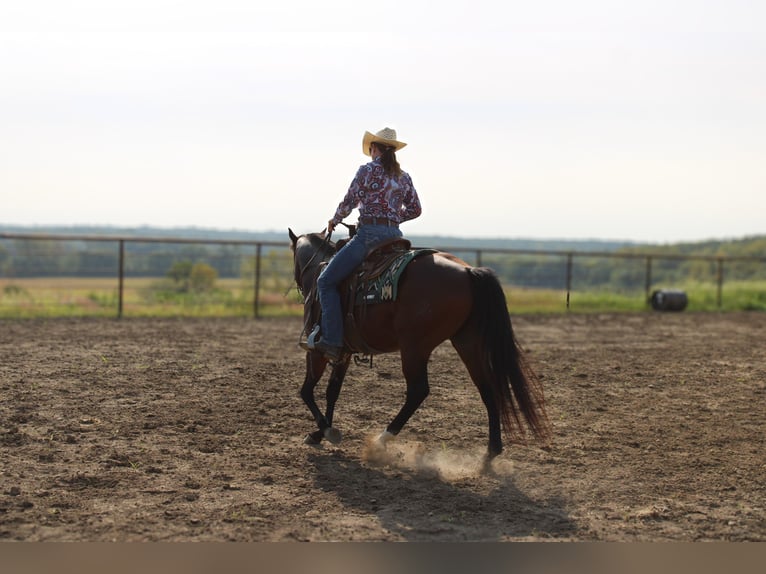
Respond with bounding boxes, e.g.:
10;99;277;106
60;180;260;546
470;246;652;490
300;249;329;288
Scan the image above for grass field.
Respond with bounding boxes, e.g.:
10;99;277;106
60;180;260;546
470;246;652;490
1;277;764;318
0;277;302;318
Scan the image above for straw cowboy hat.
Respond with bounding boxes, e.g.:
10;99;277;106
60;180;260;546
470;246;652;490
362;127;407;156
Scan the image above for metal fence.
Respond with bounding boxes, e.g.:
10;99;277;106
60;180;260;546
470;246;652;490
1;232;764;317
437;244;762;308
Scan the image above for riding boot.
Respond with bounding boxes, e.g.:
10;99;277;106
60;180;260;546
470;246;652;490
314;339;343;361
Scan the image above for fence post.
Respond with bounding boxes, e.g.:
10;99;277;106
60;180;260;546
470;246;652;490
716;258;724;309
644;256;653;305
565;252;573;310
118;239;125;319
254;243;262;319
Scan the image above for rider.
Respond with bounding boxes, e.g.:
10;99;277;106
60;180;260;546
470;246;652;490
314;127;422;360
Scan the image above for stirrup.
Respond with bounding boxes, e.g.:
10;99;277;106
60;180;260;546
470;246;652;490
353;354;374;368
306;324;321;349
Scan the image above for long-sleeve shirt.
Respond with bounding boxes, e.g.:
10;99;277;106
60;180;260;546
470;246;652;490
331;158;422;226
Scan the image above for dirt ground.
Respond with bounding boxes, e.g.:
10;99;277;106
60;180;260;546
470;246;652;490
0;312;764;541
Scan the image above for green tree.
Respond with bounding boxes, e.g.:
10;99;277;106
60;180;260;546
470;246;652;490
189;263;218;293
165;261;217;293
166;261;194;292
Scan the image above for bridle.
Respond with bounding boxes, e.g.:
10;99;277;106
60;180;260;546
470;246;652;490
291;232;336;343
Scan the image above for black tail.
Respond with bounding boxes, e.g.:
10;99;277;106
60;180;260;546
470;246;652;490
467;267;550;442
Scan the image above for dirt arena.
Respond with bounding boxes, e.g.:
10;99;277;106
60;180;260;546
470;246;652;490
0;312;764;541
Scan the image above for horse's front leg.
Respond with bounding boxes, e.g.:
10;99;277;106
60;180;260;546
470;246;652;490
300;352;350;446
321;354;350;443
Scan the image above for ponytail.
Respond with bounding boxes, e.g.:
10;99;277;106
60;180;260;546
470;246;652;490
371;143;402;177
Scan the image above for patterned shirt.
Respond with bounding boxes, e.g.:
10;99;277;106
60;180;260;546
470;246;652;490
331;158;422;225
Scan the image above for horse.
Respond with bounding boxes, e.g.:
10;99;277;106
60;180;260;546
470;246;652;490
288;227;550;468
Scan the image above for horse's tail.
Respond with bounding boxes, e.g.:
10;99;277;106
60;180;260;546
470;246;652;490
467;267;551;442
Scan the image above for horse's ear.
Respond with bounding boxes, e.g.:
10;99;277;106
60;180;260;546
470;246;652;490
288;228;298;244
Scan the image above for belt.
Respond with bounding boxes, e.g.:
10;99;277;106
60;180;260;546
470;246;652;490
359;216;398;228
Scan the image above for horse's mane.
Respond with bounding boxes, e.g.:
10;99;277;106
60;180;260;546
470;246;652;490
303;232;336;257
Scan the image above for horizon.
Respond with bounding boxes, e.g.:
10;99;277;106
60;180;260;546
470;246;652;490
2;221;761;247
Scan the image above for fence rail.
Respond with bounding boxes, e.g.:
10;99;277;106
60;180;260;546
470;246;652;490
433;244;766;309
2;232;765;317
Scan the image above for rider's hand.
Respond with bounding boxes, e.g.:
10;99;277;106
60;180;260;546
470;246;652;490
327;220;336;233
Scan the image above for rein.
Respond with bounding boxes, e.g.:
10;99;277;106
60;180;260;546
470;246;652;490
294;222;355;290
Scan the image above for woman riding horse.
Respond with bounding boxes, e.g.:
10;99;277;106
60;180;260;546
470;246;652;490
314;127;422;361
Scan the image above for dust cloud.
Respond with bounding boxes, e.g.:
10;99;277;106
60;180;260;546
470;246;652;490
362;434;514;480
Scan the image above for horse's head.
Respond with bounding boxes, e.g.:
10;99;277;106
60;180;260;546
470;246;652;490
288;228;336;296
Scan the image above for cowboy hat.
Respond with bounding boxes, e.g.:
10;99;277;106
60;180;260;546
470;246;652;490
362;127;407;156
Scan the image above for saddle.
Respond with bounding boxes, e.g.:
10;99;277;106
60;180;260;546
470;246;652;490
305;237;436;358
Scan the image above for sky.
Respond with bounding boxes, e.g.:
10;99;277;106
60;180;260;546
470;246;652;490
1;0;764;243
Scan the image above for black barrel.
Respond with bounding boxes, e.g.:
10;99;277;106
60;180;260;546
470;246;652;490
650;289;688;311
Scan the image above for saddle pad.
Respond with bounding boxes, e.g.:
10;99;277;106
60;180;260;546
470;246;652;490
354;249;437;306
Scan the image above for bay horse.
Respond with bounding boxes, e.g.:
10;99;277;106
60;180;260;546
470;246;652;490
288;228;550;467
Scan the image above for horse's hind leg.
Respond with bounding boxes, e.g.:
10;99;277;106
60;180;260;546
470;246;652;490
379;350;430;443
451;337;503;463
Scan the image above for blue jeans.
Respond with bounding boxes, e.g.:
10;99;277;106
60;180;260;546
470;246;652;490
317;224;403;346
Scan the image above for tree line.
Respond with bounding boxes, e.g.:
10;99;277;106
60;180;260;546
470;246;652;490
1;233;764;290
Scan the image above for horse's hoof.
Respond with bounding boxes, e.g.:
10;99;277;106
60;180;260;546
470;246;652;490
303;433;322;446
481;452;501;475
377;430;395;449
323;426;342;445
